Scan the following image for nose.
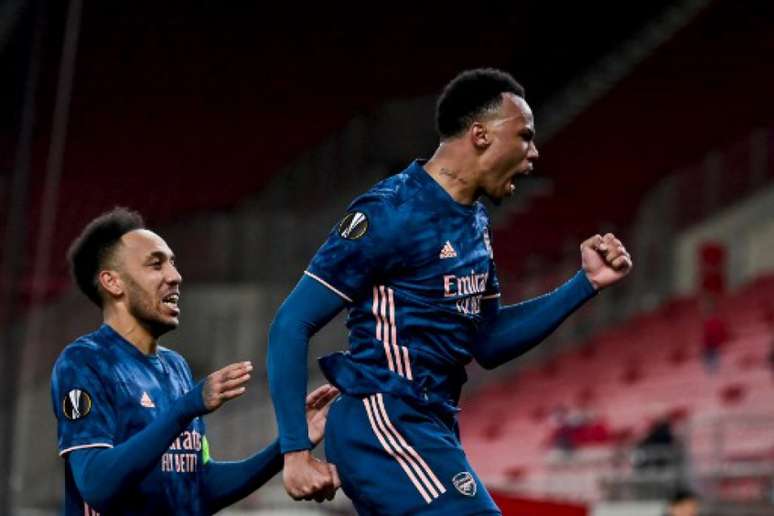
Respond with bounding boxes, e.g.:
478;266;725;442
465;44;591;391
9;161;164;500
528;141;539;162
167;264;182;286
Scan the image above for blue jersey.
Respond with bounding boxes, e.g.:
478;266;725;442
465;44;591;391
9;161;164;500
51;324;208;515
308;160;500;415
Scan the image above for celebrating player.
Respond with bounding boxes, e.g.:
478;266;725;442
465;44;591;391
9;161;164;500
51;208;339;515
267;68;632;514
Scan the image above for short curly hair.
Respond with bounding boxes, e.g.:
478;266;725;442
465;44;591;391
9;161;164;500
436;68;525;139
67;207;145;307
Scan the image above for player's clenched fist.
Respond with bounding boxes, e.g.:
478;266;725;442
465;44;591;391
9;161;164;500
581;233;633;290
283;450;341;502
202;361;253;412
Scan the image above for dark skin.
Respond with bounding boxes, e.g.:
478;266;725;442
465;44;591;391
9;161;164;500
99;229;182;354
426;93;632;288
425;92;538;204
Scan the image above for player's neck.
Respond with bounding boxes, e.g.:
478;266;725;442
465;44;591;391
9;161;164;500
104;308;158;355
425;144;480;205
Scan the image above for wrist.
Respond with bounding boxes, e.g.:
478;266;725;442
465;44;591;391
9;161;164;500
178;380;208;420
280;433;314;454
580;269;601;292
284;449;311;465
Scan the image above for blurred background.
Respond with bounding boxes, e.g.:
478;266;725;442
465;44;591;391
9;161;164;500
1;1;773;514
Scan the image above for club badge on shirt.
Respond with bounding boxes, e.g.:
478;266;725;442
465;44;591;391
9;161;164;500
452;471;477;496
338;211;369;240
62;389;92;420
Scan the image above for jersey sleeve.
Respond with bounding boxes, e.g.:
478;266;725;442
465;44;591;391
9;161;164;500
306;196;403;303
51;347;117;456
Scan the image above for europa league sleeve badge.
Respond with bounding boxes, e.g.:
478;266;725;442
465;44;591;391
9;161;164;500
62;389;93;420
338;211;369;240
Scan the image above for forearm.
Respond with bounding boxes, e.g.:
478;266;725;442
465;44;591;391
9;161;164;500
68;383;207;510
267;313;312;453
474;270;596;369
267;275;345;453
202;439;283;513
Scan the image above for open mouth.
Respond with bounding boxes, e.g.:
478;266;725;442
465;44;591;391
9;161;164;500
508;177;517;194
508;166;533;193
508;171;523;193
162;293;180;314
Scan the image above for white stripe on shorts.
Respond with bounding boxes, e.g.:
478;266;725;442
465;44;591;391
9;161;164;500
362;394;446;503
374;393;446;495
362;396;433;503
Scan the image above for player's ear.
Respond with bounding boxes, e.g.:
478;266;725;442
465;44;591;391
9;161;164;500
98;270;123;298
470;122;490;150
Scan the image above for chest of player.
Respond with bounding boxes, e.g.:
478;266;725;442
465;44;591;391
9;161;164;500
390;215;495;317
109;358;194;434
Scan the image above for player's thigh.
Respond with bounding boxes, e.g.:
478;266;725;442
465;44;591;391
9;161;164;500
325;393;500;515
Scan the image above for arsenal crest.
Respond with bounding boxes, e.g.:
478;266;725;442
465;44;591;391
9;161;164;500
452;471;477;497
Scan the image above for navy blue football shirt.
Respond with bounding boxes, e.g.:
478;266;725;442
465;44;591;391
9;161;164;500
51;324;208;515
307;160;499;414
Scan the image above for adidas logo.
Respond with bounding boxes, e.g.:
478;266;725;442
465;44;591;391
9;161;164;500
140;392;156;408
439;241;457;259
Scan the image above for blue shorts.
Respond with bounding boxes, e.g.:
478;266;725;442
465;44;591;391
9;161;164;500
325;392;501;515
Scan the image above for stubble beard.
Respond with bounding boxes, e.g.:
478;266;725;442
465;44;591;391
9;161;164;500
123;274;177;338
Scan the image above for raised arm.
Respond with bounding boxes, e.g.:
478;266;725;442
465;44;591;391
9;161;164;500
474;233;632;369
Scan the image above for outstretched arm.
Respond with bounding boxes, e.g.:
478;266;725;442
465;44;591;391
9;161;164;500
201;441;283;514
68;362;252;511
474;233;632;369
202;384;340;512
